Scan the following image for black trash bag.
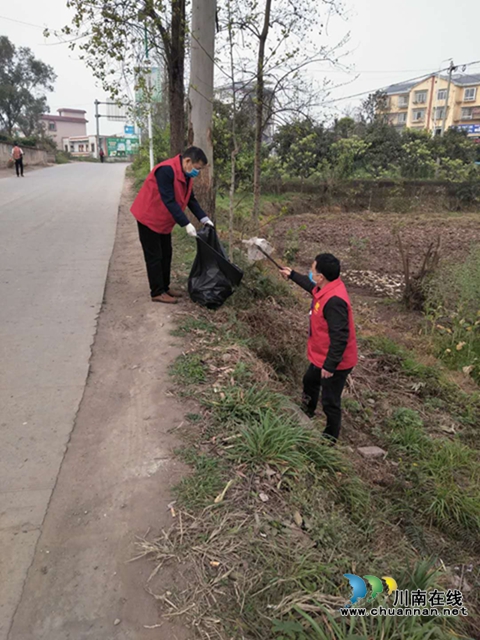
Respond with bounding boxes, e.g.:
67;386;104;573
188;226;243;309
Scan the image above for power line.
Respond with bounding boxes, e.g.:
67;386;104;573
0;14;46;30
323;59;480;105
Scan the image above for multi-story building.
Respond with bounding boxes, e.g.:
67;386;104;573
383;73;480;138
40;108;88;149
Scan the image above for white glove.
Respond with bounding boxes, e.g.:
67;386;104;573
185;223;197;237
200;217;214;227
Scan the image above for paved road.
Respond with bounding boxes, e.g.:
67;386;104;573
0;163;126;640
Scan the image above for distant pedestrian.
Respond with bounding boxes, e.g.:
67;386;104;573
280;254;358;442
99;147;105;163
11;143;24;177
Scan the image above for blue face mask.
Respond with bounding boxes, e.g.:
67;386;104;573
309;270;317;284
185;168;200;178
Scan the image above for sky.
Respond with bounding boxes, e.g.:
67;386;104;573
1;0;480;133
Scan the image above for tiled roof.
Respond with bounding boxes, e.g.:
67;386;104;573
451;73;480;87
385;72;480;96
384;78;427;96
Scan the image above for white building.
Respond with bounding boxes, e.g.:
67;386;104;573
63;135;98;157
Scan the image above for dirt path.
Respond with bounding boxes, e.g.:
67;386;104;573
8;177;192;640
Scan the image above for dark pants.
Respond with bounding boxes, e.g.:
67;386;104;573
137;222;172;298
100;155;104;163
15;158;24;176
302;364;352;441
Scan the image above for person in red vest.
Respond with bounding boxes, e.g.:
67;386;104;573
131;146;213;304
280;254;358;442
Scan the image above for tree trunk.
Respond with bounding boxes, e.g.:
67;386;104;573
188;0;216;218
252;0;272;224
227;0;238;261
168;0;186;156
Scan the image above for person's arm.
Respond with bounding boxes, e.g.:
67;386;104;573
323;296;349;373
187;191;208;222
288;269;315;294
155;166;190;227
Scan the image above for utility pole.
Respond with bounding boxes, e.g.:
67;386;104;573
144;24;154;171
95;99;100;159
441;60;456;136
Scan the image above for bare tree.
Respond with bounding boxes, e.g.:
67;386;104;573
396;232;441;311
56;0;187;155
252;0;272;223
221;0;348;224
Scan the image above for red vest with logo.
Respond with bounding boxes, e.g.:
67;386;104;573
307;278;358;370
131;154;193;234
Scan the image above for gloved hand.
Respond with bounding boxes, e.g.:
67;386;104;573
185;223;197;237
200;216;214;227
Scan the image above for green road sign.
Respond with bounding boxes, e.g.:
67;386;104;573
107;137;139;157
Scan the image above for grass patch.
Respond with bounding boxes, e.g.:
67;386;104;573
426;244;480;384
204;384;288;428
171;353;207;384
171;316;217;337
175;448;227;510
229;408;345;474
142;208;480;639
382;406;480;535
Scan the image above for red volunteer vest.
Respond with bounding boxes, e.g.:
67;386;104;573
131;154;193;234
12;147;22;160
307;278;358;370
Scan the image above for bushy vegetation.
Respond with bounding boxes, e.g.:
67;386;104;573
0;132;56;151
266;121;480;184
131;106;480;210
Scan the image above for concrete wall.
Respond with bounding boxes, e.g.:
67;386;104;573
0;143;48;169
261;179;480;212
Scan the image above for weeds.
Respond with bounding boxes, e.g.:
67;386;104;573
141;220;480;639
175;449;226;510
171;353;207;384
383;406;480;535
230;408;345;474
204;385;287;428
426;244;480;383
171;316;216;337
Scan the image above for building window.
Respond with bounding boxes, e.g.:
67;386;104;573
462;107;473;120
65;145;68;152
70;145;75;151
437;89;447;101
79;144;84;152
48;122;56;131
434;107;445;120
464;87;477;101
398;95;409;108
414;91;427;104
91;143;95;153
413;109;426;122
397;112;407;124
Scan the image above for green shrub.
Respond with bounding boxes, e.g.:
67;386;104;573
230;408;345;474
